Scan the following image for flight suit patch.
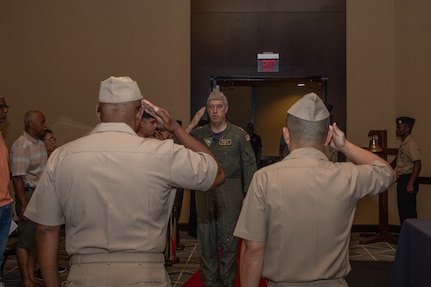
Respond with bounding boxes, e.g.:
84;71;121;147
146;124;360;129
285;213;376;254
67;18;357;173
204;137;213;147
219;139;232;146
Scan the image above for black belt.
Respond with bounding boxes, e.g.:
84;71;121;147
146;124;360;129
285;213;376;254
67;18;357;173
398;174;411;177
24;187;36;191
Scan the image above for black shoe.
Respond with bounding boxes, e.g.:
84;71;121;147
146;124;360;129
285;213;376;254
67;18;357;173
35;266;67;280
35;269;43;281
176;244;185;251
164;258;173;267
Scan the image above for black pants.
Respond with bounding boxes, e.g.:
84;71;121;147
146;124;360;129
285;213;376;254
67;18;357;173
397;174;419;225
172;188;184;243
188;190;197;237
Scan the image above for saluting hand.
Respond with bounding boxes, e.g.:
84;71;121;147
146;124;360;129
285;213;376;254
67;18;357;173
329;122;346;151
141;99;181;133
185;106;206;133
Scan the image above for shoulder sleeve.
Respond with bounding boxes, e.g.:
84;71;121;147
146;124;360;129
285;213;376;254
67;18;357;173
169;142;217;191
406;139;421;162
354;160;395;197
234;172;266;241
25;153;65;225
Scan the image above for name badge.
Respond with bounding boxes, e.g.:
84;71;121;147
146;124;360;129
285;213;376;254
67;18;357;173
219;139;232;146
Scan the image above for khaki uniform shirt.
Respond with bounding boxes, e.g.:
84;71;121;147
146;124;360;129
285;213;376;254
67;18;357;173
234;148;394;283
25;123;217;255
395;134;421;175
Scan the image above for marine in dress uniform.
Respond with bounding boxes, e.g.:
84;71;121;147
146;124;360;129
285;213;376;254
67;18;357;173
234;93;396;287
393;116;421;225
191;90;256;287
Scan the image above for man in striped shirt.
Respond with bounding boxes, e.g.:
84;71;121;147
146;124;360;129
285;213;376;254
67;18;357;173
10;110;47;287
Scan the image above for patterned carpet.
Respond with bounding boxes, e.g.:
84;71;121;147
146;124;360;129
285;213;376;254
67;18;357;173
1;230;397;287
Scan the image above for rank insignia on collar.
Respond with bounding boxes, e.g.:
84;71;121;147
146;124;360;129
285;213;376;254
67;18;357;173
204;137;213;147
219;138;232;146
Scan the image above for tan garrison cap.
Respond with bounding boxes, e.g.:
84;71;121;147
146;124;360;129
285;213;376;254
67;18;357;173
207;89;228;103
288;92;330;121
99;76;143;103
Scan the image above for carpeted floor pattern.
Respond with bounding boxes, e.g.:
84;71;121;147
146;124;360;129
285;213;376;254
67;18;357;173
347;261;394;287
1;230;397;287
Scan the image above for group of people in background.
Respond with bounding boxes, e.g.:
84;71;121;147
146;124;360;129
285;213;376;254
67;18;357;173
0;76;422;287
0;106;65;287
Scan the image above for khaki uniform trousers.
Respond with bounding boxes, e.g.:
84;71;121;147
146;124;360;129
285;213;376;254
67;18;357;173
67;253;170;287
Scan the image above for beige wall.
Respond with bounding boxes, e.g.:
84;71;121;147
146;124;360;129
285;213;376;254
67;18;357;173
394;0;431;223
0;0;191;148
347;0;431;224
1;1;430;225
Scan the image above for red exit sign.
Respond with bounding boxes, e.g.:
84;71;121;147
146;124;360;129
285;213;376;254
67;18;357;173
257;53;279;72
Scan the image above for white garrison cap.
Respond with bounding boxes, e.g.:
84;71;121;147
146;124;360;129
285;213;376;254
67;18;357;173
99;76;143;103
288;92;330;121
207;89;228;103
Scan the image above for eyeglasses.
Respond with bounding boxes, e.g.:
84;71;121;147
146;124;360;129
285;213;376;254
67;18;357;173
43;137;56;142
0;104;9;110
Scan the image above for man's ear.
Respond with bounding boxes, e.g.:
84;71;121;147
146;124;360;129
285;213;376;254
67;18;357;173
28;120;34;129
136;113;142;125
95;104;101;121
282;126;289;145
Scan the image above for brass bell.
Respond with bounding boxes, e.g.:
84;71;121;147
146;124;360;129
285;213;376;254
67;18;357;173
368;135;383;153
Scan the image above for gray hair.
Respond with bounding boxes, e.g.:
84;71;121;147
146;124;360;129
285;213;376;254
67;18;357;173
287;114;329;146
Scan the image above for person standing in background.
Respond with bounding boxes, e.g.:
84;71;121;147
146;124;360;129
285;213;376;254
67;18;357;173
190;89;256;287
137;111;158;138
0;96;13;274
10;110;48;287
246;122;262;168
391;116;421;225
184;107;208;239
36;128;66;280
40;129;56;157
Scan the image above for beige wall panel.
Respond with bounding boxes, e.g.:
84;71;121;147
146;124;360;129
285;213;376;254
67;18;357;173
0;0;191;148
348;0;431;224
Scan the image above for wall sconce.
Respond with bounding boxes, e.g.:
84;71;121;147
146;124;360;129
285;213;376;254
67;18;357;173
368;135;383;153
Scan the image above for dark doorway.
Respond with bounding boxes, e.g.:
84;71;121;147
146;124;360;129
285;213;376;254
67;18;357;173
207;76;328;157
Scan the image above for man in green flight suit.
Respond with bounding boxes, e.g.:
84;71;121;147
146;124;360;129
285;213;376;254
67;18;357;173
191;89;256;287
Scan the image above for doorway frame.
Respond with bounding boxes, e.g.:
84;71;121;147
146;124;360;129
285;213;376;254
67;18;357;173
209;75;328;125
